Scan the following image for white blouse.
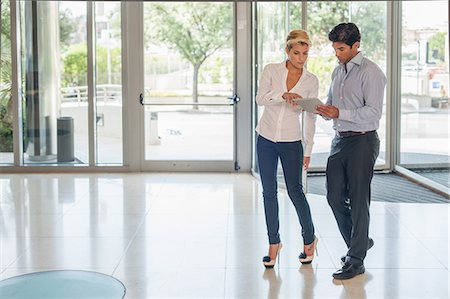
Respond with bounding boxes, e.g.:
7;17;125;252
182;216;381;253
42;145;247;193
255;61;319;156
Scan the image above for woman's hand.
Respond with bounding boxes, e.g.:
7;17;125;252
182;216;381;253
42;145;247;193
282;92;301;107
303;156;311;170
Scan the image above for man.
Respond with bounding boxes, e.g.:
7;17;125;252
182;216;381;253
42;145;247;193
316;23;386;280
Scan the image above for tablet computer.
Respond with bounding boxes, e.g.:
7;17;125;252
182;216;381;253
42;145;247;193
292;98;323;113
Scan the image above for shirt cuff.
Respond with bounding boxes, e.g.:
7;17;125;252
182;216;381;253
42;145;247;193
274;92;285;101
338;109;351;121
264;91;284;103
304;143;313;157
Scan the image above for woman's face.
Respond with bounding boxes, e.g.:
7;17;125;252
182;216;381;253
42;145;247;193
286;43;309;69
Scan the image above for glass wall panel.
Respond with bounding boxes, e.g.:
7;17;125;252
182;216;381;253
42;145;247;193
255;2;298;71
253;2;302;172
143;2;234;161
400;1;449;187
0;1;13;164
288;2;302;28
95;2;122;164
307;1;387;168
253;2;387;170
20;1;88;164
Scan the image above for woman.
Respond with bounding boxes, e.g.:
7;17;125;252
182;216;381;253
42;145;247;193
256;29;319;268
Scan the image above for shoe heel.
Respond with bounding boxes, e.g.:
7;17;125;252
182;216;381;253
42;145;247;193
263;243;282;268
299;238;318;264
276;250;281;269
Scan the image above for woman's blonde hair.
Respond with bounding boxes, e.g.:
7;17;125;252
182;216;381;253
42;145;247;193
286;29;311;50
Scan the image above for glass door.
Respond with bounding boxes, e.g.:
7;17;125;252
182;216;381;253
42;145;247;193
398;1;449;189
252;2;388;172
140;2;236;171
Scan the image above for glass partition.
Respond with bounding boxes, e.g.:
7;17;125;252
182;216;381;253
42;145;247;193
0;1;13;164
253;2;388;170
399;1;449;187
95;2;122;164
20;1;88;164
306;1;387;168
142;2;234;162
17;1;123;166
1;1;449;196
253;2;302;174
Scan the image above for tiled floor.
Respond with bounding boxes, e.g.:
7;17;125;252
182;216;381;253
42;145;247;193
0;173;448;299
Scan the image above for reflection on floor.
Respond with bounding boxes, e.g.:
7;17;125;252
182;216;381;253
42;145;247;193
0;173;448;299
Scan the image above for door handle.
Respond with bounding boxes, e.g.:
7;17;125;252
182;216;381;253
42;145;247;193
139;93;144;105
227;94;240;105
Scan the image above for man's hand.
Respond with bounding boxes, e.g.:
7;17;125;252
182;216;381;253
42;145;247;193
316;104;339;119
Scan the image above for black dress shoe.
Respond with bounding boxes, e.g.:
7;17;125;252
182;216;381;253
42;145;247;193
340;238;374;264
332;262;365;280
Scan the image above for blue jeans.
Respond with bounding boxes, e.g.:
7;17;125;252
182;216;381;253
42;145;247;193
257;135;315;245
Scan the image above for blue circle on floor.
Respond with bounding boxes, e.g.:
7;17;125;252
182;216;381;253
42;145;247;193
0;270;126;298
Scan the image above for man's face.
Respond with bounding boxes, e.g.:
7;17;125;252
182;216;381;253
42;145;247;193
332;41;359;64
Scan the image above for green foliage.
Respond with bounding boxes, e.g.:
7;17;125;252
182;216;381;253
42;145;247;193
305;2;349;51
1;2;13;152
306;1;386;62
62;44;88;87
0;87;12;152
428;32;446;62
1;1;10;39
144;2;232;103
59;6;78;50
145;3;232;66
61;44;122;87
199;56;232;84
0;117;13;152
290;2;387;96
288;2;302;29
95;46;122;85
350;2;387;64
0;54;11;100
307;56;336;98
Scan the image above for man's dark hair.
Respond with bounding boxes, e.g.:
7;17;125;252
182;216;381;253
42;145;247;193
328;22;361;47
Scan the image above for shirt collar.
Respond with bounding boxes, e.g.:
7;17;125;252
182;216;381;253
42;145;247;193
340;52;363;73
348;52;363;66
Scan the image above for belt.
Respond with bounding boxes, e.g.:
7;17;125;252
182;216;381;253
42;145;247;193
336;130;376;137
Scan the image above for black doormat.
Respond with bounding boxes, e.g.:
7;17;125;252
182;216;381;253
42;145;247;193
307;173;449;203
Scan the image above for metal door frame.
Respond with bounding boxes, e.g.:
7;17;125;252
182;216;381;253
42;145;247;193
122;1;252;172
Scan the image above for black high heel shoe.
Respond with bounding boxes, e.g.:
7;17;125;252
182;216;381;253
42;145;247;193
299;238;318;264
263;243;282;268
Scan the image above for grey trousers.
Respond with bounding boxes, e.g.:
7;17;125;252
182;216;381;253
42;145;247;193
326;131;380;266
